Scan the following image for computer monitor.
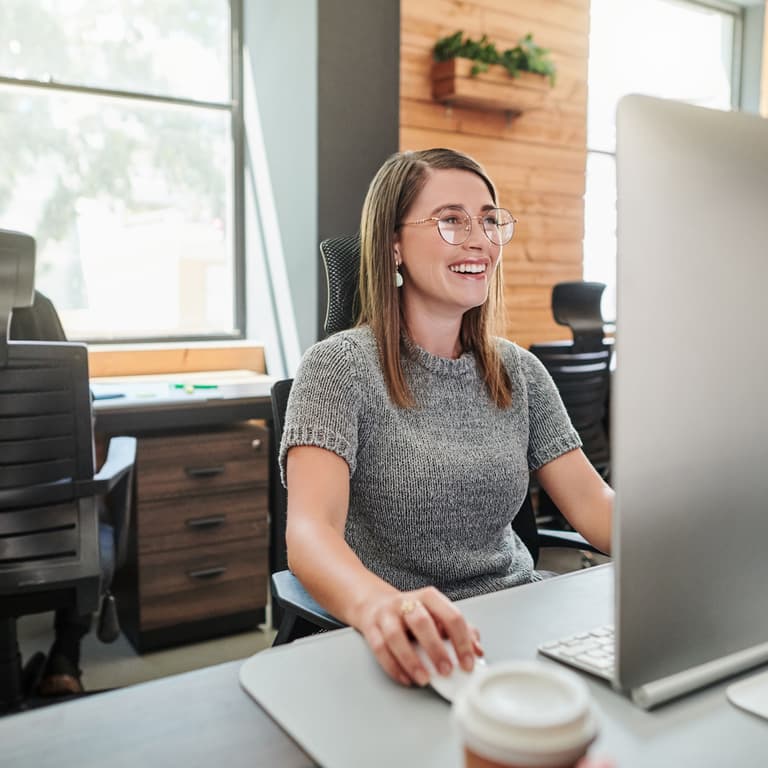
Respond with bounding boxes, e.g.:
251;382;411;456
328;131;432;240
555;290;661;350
612;95;768;705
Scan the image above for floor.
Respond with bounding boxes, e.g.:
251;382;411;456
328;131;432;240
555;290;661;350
17;609;276;693
16;548;605;695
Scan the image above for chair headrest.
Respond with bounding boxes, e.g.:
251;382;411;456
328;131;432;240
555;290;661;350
1;229;36;356
552;281;605;332
0;229;36;318
320;235;360;336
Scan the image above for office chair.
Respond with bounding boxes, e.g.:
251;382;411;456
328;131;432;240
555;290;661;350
529;282;612;526
270;236;601;646
0;229;137;713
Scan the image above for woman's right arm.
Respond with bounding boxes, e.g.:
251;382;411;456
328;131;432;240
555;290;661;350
285;445;482;687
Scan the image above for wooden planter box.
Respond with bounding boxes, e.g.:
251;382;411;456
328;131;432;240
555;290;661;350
431;58;550;114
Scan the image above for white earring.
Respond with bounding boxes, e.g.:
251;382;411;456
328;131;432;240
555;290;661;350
395;266;403;287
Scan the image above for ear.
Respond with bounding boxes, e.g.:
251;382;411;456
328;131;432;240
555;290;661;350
393;236;401;265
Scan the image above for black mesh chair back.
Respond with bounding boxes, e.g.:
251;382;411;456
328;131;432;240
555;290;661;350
0;228;136;712
320;235;360;335
0;341;103;616
529;281;612;477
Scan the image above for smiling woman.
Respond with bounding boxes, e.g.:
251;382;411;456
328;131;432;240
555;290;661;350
280;147;613;692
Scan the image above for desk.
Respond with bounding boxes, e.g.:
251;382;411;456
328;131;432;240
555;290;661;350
2;566;765;767
92;374;281;649
91;375;274;434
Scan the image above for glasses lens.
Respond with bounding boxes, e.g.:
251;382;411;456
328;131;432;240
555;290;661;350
482;209;515;245
436;207;471;245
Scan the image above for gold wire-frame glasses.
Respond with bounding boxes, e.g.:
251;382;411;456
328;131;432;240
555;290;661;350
400;205;517;246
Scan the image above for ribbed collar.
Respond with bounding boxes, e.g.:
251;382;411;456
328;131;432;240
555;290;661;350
401;334;477;377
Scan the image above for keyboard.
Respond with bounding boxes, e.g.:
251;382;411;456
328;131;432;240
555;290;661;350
538;624;615;681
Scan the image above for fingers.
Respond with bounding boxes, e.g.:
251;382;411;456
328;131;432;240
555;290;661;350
400;599;454;678
415;587;481;673
364;625;413;687
379;608;432;686
359;588;481;688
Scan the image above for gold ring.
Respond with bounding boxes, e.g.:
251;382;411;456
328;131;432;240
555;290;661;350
400;598;419;617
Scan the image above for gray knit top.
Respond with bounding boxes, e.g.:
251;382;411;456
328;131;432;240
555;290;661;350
279;326;581;601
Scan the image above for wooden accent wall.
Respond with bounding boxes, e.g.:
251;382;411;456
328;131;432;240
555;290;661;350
400;0;590;349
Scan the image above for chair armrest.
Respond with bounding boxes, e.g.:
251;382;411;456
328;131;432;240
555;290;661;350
89;436;137;494
271;570;345;632
86;436;137;569
537;527;608;557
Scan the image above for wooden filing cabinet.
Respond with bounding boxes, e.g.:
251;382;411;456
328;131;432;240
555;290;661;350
114;421;269;652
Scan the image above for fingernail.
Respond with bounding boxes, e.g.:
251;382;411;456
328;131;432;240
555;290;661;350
439;661;452;676
462;654;475;670
415;668;430;686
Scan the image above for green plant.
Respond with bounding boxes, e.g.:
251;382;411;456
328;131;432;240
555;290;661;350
433;31;557;86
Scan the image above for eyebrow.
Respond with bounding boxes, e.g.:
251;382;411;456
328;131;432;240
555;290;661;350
429;203;497;215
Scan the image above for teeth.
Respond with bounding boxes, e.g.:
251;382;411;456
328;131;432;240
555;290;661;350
450;263;486;274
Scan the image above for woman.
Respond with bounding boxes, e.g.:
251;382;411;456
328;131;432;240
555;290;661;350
280;148;613;688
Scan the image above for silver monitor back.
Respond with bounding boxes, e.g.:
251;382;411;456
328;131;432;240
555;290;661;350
613;95;768;695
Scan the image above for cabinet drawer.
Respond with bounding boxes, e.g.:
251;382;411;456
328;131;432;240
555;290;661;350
139;538;267;629
136;425;268;501
138;489;267;554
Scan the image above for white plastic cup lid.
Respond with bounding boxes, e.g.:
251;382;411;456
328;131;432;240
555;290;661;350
452;660;598;767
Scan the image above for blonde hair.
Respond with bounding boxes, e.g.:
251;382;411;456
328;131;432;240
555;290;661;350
357;148;511;409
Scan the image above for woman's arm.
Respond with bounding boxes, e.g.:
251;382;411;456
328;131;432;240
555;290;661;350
534;448;613;554
285;445;482;686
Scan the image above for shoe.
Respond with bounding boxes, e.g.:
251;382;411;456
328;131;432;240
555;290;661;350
38;652;84;697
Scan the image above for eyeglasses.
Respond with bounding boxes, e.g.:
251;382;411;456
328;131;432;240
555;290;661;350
400;206;517;246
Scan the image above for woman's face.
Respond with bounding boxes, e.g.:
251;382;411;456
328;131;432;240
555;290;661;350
395;168;502;323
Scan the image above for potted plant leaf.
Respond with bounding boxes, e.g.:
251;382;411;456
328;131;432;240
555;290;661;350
431;31;557;114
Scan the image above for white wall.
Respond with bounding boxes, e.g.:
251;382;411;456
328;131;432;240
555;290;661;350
243;0;318;373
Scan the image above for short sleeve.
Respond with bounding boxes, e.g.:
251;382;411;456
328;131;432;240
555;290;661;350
518;348;582;471
279;335;361;485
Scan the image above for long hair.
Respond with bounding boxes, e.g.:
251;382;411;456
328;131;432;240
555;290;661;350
357;148;511;409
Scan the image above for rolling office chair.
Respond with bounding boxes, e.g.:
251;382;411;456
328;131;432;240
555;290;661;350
529;282;612;526
269;236;602;646
0;229;137;713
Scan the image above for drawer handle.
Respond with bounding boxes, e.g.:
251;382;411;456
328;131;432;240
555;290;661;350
185;515;226;530
185;465;225;479
251;438;262;450
187;566;227;581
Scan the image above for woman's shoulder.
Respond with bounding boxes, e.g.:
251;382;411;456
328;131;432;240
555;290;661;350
298;326;377;372
494;337;547;381
494;336;525;367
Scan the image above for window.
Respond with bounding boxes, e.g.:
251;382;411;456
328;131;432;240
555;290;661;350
0;0;242;341
584;0;742;320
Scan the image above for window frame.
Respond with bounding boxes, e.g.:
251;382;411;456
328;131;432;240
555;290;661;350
584;0;746;321
0;0;246;344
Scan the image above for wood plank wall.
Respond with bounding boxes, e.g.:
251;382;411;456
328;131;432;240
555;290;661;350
400;0;590;349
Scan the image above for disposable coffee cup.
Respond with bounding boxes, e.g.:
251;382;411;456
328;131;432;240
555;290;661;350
452;660;597;768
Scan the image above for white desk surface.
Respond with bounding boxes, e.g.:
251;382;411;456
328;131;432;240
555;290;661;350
91;370;275;410
3;566;766;767
240;565;768;768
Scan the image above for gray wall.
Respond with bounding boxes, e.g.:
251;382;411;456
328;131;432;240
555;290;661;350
242;0;399;366
741;3;766;114
317;0;400;338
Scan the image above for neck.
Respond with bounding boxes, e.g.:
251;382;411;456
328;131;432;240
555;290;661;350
403;311;463;359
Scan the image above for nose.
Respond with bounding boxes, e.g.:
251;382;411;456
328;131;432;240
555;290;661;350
463;216;486;250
